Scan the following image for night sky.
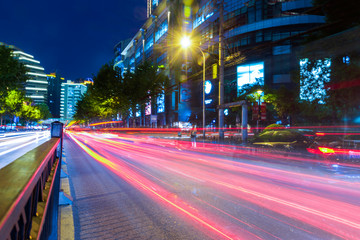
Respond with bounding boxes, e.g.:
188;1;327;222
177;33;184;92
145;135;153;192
0;0;147;80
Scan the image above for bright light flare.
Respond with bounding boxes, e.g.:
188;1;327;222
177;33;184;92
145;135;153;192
181;36;191;49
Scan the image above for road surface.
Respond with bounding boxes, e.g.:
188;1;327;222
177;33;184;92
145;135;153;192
0;131;50;169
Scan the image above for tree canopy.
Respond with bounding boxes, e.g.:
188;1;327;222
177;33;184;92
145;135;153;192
75;61;169;123
0;46;28;95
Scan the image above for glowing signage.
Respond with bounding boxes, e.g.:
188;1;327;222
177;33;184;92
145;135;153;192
205;99;213;105
145;98;151;115
193;12;214;29
205;80;212;94
136;104;141;117
157;93;165;113
237;62;264;95
155;21;168;42
300;58;331;103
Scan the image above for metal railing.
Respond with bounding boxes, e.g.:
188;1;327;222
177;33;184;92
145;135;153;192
0;138;61;240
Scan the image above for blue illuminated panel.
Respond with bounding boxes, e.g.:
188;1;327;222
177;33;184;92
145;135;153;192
300;58;331;103
155;21;168;42
157;92;165;113
237;62;264;94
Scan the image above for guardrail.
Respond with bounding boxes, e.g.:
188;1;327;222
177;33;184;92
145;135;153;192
0;138;61;240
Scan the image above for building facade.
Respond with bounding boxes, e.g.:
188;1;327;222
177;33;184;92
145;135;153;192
47;73;64;118
116;0;325;127
3;44;48;104
60;81;88;120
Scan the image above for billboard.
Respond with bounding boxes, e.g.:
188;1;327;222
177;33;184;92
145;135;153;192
299;58;331;104
237;62;264;95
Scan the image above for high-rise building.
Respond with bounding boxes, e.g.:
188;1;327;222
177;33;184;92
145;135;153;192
47;73;64;118
10;47;48;103
60;81;88;120
117;0;325;127
113;39;131;74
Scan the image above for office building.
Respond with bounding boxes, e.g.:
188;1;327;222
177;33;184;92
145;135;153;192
47;73;64;118
60;81;88;120
117;0;325;127
8;45;48;103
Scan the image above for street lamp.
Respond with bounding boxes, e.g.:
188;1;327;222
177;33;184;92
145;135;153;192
181;36;206;139
256;90;263;133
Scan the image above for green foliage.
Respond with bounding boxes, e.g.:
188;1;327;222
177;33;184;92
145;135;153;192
37;103;52;120
0;46;28;96
326;55;360;121
75;61;169;122
263;86;298;120
0;90;24;116
20;102;41;122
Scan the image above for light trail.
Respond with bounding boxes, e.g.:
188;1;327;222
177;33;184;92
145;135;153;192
0;132;50;156
68;131;360;239
68;132;247;240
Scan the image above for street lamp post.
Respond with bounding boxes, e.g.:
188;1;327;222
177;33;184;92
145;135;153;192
181;36;206;139
256;90;263;134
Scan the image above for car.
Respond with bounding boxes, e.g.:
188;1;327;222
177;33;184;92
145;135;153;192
250;129;315;153
307;133;360;163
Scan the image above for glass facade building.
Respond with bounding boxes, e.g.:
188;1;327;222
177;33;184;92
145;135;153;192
116;0;325;126
8;46;48;103
60;81;87;120
47;73;64;118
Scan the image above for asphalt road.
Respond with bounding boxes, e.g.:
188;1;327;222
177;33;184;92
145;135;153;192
64;131;360;240
0;131;50;169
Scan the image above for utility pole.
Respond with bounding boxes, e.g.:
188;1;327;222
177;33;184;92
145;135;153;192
218;0;225;141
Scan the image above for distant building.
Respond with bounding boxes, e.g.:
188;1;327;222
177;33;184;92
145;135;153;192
60;81;88;120
113;39;131;74
47;73;64;118
6;45;48;103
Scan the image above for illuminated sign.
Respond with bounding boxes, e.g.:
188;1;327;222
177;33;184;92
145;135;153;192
136;104;141;117
300;58;331;104
205;80;212;94
237;62;264;95
145;98;151;115
157;93;165;113
155;20;168;42
193;12;214;29
224;109;229;116
205;99;213;105
212;64;217;79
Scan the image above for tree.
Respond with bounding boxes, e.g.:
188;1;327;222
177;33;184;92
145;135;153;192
37;103;52;120
0;46;28;94
325;55;360;122
75;61;169;124
0;46;28;124
20;101;41;123
0;90;24;125
122;62;169;125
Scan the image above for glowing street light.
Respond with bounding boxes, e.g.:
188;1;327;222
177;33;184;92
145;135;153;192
180;36;191;49
181;36;206;139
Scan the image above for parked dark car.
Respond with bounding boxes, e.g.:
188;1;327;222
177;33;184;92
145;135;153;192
250;129;315;152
